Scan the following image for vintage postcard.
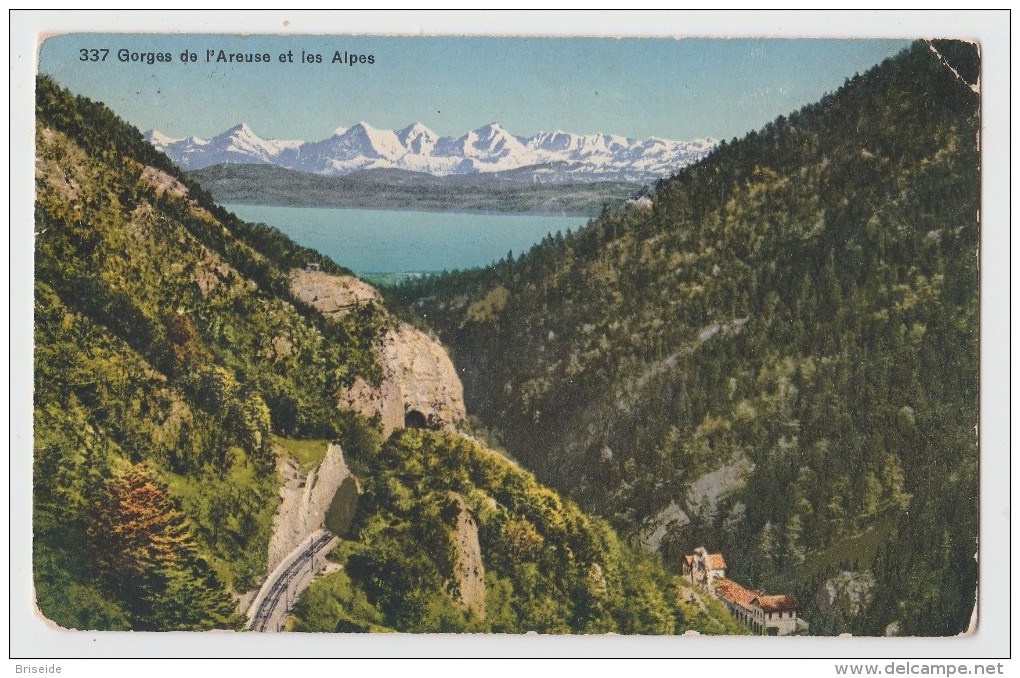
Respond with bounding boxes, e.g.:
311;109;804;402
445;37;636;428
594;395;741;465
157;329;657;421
11;10;1010;664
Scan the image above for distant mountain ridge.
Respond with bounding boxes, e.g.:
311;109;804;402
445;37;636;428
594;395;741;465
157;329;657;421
146;121;717;182
189;162;643;215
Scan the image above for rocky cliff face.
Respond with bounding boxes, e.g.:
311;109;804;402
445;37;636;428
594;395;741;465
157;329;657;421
369;322;467;433
288;269;380;316
288;269;466;434
267;442;355;573
449;492;486;619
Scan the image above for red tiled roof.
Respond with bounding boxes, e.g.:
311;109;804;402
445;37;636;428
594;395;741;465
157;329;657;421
707;553;727;570
715;578;760;611
752;594;799;613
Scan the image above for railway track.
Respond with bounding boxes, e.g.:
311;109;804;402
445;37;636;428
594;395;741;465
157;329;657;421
247;530;335;632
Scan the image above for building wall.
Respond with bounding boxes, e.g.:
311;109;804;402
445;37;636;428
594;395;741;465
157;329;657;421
760;608;798;636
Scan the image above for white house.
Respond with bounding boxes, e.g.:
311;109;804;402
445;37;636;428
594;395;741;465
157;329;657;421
752;594;799;636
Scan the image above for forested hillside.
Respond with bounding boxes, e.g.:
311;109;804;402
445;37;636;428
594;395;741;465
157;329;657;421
393;40;980;635
291;429;745;634
34;74;391;629
33;75;738;635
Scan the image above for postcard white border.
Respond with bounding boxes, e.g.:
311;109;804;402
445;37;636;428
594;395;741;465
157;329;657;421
8;9;1012;664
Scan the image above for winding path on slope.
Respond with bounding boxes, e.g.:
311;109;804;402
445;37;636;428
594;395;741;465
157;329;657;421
246;529;339;632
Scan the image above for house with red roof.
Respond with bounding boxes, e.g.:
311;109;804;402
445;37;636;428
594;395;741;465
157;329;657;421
683;546;800;635
714;578;800;635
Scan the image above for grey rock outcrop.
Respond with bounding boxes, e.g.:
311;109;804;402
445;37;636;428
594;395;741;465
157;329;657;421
449;492;486;619
267;442;356;573
288;268;466;434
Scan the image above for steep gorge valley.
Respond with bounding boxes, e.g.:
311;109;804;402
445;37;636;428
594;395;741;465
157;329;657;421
32;39;979;637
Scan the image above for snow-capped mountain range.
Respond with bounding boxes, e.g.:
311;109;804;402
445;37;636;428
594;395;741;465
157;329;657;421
146;122;717;182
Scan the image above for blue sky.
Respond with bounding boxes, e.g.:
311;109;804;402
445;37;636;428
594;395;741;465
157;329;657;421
38;34;910;142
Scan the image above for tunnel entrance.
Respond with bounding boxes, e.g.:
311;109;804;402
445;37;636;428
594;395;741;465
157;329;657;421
404;409;429;429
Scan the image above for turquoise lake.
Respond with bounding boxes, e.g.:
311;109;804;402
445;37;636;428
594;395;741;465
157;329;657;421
223;204;584;284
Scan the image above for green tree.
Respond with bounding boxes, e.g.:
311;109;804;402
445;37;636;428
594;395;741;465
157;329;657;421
88;463;241;630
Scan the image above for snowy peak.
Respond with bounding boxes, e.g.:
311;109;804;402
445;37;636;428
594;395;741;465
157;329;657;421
397;122;440;155
473;122;514;141
444;123;530;165
311;122;406;164
143;123;303;169
398;121;436;137
526;131;633;159
527;130;579;152
469;122;524;150
145;129;180;149
211;122;270;145
201;123;288;165
223;122;254;135
344;122;405;159
149;121;718;180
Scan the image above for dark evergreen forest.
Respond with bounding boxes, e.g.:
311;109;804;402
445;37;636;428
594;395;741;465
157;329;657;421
393;40;980;635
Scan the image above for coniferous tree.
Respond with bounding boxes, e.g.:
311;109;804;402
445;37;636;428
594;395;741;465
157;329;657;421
87;464;241;630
